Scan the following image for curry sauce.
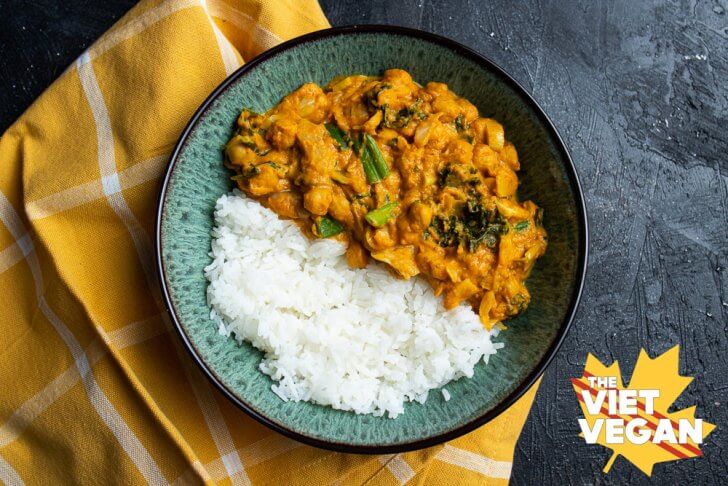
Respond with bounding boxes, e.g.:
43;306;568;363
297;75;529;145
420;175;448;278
224;69;547;329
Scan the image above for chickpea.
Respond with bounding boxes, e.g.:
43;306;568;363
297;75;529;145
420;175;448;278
482;118;505;150
303;185;333;216
345;241;369;269
226;143;249;166
248;166;280;196
472;143;499;175
500;142;520;170
266;192;302;219
328;191;354;226
374;228;395;248
267;118;297;149
366;227;395;250
410;201;433;228
495;169;518;197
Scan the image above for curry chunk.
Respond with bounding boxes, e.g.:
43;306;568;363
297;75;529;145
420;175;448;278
224;71;547;329
266;191;303;219
296;119;337;186
267;118;298;149
346;240;369;269
304;186;333;215
371;246;420;279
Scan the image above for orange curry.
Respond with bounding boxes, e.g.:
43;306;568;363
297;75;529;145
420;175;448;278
224;69;547;329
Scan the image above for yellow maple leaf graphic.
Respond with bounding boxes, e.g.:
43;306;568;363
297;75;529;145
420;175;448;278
571;346;716;476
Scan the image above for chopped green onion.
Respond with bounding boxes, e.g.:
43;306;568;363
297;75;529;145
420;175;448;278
364;134;390;180
316;216;345;238
360;145;381;184
514;220;530;231
325;123;349;150
365;202;399;227
353;134;390;184
352;133;363;155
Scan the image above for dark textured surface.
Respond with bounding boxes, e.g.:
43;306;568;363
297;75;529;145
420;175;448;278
1;0;725;483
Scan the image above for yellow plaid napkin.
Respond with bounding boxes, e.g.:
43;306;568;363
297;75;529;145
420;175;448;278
0;0;541;483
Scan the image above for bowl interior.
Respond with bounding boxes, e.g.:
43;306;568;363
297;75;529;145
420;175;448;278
160;28;584;450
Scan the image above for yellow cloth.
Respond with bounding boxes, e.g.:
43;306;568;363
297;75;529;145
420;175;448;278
0;0;541;484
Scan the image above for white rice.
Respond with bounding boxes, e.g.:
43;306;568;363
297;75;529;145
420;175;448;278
205;190;502;418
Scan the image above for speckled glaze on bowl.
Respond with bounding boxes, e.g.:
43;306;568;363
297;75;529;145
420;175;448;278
156;25;588;453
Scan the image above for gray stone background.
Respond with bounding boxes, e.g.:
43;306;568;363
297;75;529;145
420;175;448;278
1;0;725;484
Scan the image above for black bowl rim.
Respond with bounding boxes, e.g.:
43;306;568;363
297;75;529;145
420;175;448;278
156;24;589;455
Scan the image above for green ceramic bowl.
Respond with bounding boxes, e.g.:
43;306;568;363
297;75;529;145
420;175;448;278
156;25;588;453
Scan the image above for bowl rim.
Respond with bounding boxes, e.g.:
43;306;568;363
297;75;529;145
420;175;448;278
156;24;589;454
